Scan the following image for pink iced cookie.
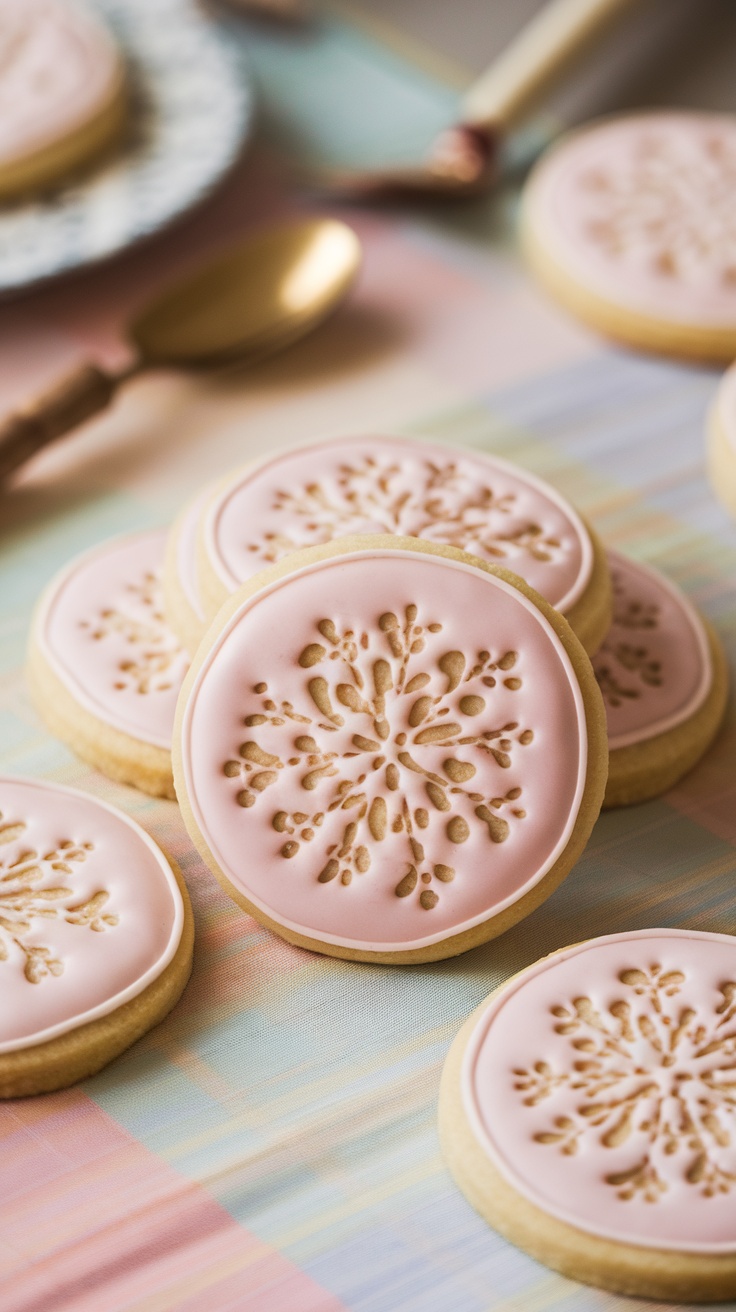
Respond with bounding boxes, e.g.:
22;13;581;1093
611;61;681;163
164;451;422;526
440;928;736;1300
174;538;607;963
523;112;736;361
0;0;126;199
195;436;611;656
28;531;190;798
0;775;192;1097
592;551;727;807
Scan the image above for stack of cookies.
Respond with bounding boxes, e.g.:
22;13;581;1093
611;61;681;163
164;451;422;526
18;433;733;1300
29;432;727;832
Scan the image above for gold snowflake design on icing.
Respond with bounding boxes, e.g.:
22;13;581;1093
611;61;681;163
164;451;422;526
514;963;736;1202
593;569;663;709
223;604;532;911
246;456;565;571
80;569;186;695
579;130;736;284
0;812;117;984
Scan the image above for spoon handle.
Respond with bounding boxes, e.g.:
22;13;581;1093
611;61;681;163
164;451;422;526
462;0;637;131
0;362;119;484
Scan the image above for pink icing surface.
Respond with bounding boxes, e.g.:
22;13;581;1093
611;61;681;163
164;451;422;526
532;113;736;326
181;548;588;951
0;0;121;166
463;929;736;1253
38;530;189;750
176;496;206;623
592;551;711;751
0;776;183;1052
716;360;736;455
203;436;592;613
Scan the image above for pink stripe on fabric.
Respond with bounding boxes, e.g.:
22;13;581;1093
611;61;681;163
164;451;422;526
0;1091;345;1312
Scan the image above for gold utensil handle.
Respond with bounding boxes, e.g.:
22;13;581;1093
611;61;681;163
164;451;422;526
0;362;118;483
462;0;638;131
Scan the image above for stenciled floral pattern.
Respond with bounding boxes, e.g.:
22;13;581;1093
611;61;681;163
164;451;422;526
80;569;187;696
222;603;532;911
578;129;736;285
0;813;117;983
245;455;565;572
514;962;736;1201
593;567;663;710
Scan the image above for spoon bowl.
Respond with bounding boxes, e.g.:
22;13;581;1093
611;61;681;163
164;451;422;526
131;218;361;366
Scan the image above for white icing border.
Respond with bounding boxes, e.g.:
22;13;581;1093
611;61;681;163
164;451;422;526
0;775;184;1053
35;528;179;751
461;927;736;1255
202;435;594;613
603;550;712;751
175;494;207;622
181;547;590;952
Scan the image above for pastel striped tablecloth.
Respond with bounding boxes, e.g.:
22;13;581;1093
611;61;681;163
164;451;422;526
2;6;736;1309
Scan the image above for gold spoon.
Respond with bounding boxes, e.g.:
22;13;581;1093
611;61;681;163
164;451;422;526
0;217;361;483
320;0;637;202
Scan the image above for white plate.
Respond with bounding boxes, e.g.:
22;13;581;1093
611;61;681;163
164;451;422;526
0;0;253;296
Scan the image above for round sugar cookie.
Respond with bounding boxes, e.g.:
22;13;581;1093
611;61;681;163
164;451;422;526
440;928;736;1302
28;530;190;799
522;112;736;362
593;551;727;808
707;361;736;518
194;436;611;657
0;0;126;201
0;775;192;1097
163;493;208;655
174;536;607;964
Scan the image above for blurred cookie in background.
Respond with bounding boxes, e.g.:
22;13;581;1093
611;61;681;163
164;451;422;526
0;0;127;200
522;111;736;362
